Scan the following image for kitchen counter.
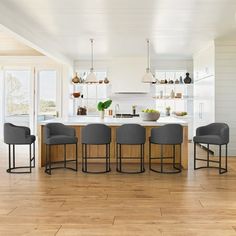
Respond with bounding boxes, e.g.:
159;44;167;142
38;116;189;169
39;115;188;126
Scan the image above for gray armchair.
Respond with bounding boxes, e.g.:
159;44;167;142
193;123;229;174
4;123;35;173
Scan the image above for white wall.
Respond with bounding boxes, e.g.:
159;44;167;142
151;58;193;78
215;39;236;155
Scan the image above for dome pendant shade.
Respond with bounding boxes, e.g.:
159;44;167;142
86;69;97;83
142;68;155;83
142;39;155;83
85;39;97;83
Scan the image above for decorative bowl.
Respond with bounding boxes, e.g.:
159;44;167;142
140;112;160;121
72;92;81;98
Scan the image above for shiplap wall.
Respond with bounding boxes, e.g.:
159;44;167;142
215;39;236;155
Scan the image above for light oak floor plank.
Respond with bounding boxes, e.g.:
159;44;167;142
0;141;236;235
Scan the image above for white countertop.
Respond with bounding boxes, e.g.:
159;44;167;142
39;116;188;126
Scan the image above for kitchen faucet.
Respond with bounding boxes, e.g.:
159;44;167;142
115;104;120;116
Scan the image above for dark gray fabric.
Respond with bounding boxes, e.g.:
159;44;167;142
150;124;183;145
4;123;35;144
44;123;77;145
81;124;111;144
194;123;229;145
116;124;146;144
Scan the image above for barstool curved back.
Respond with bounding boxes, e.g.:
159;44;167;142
116;124;146;173
193;123;229;174
81;124;111;173
44;122;78;175
117;124;146;145
150;124;183;145
149;124;183;174
44;123;77;144
82;123;111;144
4;123;36;174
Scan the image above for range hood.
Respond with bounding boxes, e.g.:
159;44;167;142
110;57;151;93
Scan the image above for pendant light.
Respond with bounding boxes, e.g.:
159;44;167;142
85;38;97;83
142;39;155;83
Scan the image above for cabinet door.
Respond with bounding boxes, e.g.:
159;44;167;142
193;76;215;132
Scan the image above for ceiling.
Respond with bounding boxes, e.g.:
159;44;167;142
0;29;42;56
0;0;236;63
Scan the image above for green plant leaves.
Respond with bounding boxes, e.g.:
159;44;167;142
97;99;112;111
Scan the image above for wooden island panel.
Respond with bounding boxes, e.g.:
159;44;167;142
38;125;188;169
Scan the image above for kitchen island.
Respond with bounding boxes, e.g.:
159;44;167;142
38;116;189;169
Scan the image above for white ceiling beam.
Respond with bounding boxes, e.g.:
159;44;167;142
0;2;73;68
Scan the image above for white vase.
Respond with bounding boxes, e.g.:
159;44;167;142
100;110;105;119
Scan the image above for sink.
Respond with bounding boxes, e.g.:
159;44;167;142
114;114;139;118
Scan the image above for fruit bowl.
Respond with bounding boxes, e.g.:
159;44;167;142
140;109;160;121
174;111;188;116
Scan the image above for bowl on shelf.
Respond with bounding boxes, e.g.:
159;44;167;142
72;92;81;98
140;109;160;121
174;111;188;116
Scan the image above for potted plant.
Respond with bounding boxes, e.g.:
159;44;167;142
141;109;160;121
97;99;112;119
166;106;171;116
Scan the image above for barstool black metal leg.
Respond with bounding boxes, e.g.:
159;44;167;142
225;144;228;172
45;144;48;173
85;144;88;172
207;144;209;167
160;145;163;173
142;144;145;172
8;144;11;172
33;142;35;168
219;145;222;174
29;144;32;173
13;144;15;169
75;143;78;171
140;144;142;172
179;144;182;170
173;145;175;168
82;144;84;171
149;142;152;170
120;144;122;172
48;145;51;175
64;144;66;168
194;142;196;170
108;144;111;171
105;144;108;172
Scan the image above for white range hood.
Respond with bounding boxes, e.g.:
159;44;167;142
110;57;151;93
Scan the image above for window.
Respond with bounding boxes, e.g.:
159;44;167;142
4;70;31;127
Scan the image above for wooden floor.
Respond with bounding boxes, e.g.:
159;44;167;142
0;142;236;235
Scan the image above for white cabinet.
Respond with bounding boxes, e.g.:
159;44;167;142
193;42;215;136
193;76;215;134
193;42;215;81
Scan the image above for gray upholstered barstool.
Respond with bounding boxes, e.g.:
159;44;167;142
149;124;183;174
4;123;36;174
81;124;111;173
116;124;146;174
194;123;229;174
44;123;78;175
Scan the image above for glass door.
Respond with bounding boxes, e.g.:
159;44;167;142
4;69;31;129
36;70;60;126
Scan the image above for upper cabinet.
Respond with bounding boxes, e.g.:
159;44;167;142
110;57;150;93
193;42;215;81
